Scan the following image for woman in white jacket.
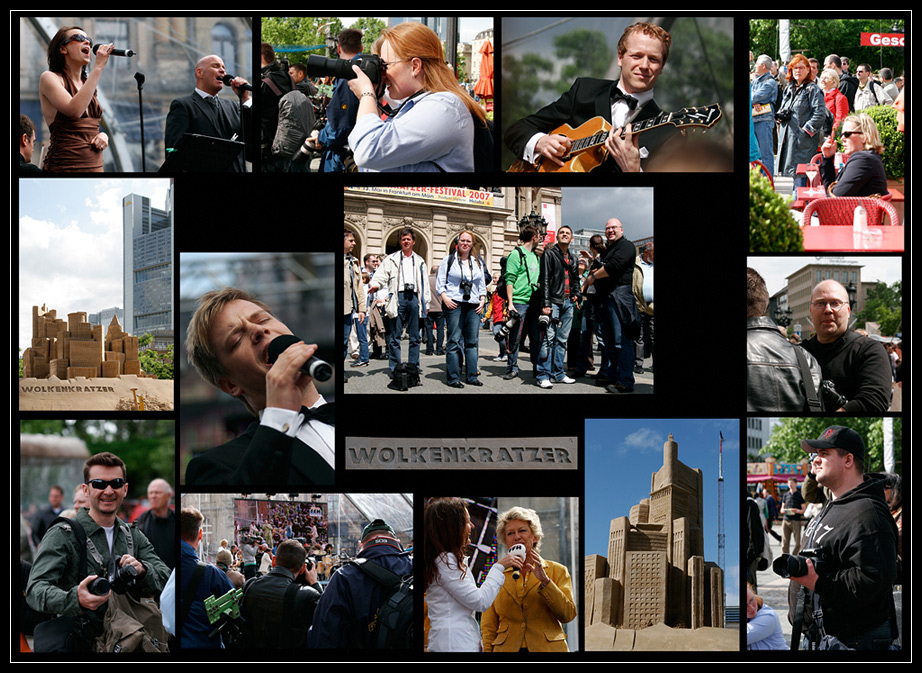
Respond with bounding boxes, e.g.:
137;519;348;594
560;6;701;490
423;498;523;651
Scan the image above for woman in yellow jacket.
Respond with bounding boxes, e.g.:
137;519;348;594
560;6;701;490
481;506;577;651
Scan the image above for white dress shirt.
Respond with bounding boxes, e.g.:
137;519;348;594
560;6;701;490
259;395;334;469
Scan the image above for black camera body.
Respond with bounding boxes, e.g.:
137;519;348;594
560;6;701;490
772;546;831;579
306;54;386;97
774;109;793;124
87;555;140;596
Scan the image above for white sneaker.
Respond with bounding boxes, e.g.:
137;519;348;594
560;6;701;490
558;376;576;384
537;379;553;389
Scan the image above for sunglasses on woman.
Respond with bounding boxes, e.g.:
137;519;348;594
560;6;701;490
64;34;93;47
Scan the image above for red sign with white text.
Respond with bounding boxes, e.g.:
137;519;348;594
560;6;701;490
860;32;905;47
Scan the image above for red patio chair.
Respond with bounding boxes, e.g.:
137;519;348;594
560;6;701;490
802;196;900;227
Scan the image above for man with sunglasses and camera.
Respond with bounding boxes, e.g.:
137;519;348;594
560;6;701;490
801;280;892;413
25;452;170;649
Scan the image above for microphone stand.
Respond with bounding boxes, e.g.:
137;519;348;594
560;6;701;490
134;72;146;172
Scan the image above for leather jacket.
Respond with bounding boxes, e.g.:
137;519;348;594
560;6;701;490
747;316;824;412
539;243;579;308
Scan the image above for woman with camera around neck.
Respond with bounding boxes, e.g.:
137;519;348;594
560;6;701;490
436;231;487;389
776;53;826;195
346;21;484;172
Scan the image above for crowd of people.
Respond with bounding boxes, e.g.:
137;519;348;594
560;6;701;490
749;49;905;200
423;499;576;652
344;221;654;392
745;425;902;651
180;508;412;650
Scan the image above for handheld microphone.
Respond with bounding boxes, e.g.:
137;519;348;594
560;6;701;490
267;334;333;382
220;74;253;91
509;544;527;580
92;44;135;57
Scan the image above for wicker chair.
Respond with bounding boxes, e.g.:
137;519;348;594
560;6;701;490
802;196;901;227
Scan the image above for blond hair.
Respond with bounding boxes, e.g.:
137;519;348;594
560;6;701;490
497;506;543;552
185;287;274;415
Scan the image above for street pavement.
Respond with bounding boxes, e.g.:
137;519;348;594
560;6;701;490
343;325;653;395
751;523;796;648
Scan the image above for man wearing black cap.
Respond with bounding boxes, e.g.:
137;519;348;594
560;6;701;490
307;519;412;648
786;425;899;650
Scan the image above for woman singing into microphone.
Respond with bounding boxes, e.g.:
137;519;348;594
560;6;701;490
38;26;113;172
481;506;577;652
423;498;524;652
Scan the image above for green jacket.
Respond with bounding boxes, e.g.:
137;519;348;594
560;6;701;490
504;245;540;305
25;507;170;620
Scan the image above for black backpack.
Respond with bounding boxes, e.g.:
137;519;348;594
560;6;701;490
349;554;413;649
388;362;421;391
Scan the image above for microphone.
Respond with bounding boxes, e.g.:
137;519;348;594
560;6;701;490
220;74;253;91
509;544;527;580
92;44;135;57
267;334;333;382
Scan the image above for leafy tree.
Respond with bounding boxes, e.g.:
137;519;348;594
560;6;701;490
854;280;902;336
138;333;174;380
261;17;343;65
748;18;905;77
760;417;902;475
552;29;613;87
20;419;176;500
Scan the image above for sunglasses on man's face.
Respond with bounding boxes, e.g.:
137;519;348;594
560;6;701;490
64;34;93;47
841;130;864;138
86;478;126;490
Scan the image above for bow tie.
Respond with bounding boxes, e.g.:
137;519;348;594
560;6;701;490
611;88;639;110
301;403;335;426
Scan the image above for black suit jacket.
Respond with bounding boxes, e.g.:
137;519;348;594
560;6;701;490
164;91;247;172
185;420;334;487
505;77;679;172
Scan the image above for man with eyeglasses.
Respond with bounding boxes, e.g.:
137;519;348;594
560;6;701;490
801;280;892;413
853;63;893;111
25;452;170;644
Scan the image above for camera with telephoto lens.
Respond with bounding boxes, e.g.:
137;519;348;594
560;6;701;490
772;547;831;578
494;309;521;343
87;555;140;596
306;54;386;96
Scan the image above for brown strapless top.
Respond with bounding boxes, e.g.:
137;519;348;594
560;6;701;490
42;75;104;173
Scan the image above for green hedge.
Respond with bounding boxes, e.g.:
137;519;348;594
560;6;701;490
749;167;804;252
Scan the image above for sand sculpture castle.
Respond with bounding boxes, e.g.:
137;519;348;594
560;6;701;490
586;433;725;630
22;304;144;380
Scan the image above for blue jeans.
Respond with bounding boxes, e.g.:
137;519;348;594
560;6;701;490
445;302;481;383
491;322;507;357
425;311;444;353
387;291;420;371
354;313;369;363
342;313;352;360
597;290;635;388
753;119;774;176
536;299;573;382
506;301;532;375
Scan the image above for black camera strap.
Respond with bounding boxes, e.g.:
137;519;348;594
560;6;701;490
794;346;823;411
